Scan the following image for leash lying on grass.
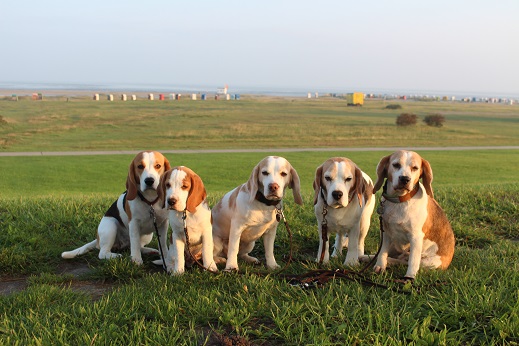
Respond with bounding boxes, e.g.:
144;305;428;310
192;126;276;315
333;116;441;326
151;200;445;295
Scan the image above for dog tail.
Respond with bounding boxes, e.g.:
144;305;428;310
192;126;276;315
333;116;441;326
61;240;97;259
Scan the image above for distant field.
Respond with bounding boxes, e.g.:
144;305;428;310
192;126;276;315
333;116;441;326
1;96;518;151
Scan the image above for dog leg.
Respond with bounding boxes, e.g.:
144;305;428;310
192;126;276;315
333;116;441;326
374;231;391;274
238;241;259;265
97;218;122;260
202;228;218;271
61;239;97;259
331;233;347;258
344;223;361;266
169;232;185;274
212;235;227;264
129;222;144;265
404;235;424;279
262;228;280;270
225;224;245;271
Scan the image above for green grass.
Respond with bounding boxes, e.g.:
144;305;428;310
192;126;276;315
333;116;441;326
1;96;519;151
1;150;518;344
1;96;519;344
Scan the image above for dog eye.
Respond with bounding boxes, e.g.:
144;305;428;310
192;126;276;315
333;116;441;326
166;183;171;188
411;166;419;172
182;185;189;190
155;164;161;169
138;164;145;169
262;171;269;176
324;176;332;182
345;177;352;182
280;172;288;177
392;163;401;169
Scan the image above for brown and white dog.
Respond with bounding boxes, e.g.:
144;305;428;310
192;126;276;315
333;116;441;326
212;156;303;271
371;150;455;279
61;151;171;265
158;166;217;274
314;157;375;266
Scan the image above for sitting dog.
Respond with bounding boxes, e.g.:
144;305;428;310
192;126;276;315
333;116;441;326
371;150;455;279
313;157;375;266
61;151;171;265
212;156;303;271
158;166;217;274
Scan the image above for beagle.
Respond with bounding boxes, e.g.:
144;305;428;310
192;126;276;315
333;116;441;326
62;151;171;265
371;150;455;279
157;166;217;274
313;157;375;266
212;156;303;271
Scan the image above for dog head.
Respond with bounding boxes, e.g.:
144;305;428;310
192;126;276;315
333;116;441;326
126;151;171;200
246;156;303;205
158;166;207;213
313;157;367;208
373;150;434;198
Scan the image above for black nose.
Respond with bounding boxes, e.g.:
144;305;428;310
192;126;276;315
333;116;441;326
399;176;411;185
168;198;177;206
144;177;155;186
332;190;343;201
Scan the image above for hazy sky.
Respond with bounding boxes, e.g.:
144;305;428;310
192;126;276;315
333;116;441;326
1;0;518;95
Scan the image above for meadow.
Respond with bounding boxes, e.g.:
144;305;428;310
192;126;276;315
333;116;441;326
0;96;518;345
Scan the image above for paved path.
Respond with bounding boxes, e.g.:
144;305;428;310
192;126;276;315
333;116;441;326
0;146;518;157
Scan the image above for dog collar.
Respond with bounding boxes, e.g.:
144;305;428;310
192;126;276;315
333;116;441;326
255;190;281;206
137;190;160;206
382;183;420;203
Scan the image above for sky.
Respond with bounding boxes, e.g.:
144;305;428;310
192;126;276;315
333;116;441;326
1;0;518;96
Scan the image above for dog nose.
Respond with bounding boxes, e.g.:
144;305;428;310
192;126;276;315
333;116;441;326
332;190;343;201
399;176;411;185
269;183;279;192
144;177;155;187
168;198;177;206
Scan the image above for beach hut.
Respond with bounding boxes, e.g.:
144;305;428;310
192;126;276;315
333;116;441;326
159;94;165;101
191;94;197;100
131;95;137;101
201;94;206;100
93;93;100;101
176;94;181;100
121;94;127;101
148;94;154;101
108;94;114;101
170;94;175;100
307;92;312;99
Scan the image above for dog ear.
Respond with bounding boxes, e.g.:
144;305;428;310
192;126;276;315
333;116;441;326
157;171;169;209
352;166;365;208
373;154;391;193
313;164;323;205
126;159;140;200
246;162;261;203
289;165;303;205
186;171;207;213
163;156;171;172
420;158;434;199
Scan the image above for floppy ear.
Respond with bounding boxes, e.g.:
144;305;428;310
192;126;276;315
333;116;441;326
186;171;207;213
163;156;171;172
313;164;323;205
126;160;139;200
420;158;434;198
289;165;303;205
373;154;391;193
157;171;169;209
246;162;261;203
351;166;365;208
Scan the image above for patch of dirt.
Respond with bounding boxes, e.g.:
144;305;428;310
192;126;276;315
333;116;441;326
0;261;115;300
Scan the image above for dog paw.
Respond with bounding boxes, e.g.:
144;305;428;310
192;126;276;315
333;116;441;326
373;265;385;274
267;263;281;270
131;257;144;266
241;255;260;264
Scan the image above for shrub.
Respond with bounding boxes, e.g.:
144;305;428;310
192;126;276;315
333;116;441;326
385;104;402;110
396;113;418;126
423;114;446;127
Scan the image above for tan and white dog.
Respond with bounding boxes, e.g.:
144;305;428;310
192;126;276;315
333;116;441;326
61;151;171;265
212;156;303;271
313;157;375;266
372;150;455;279
158;166;217;274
